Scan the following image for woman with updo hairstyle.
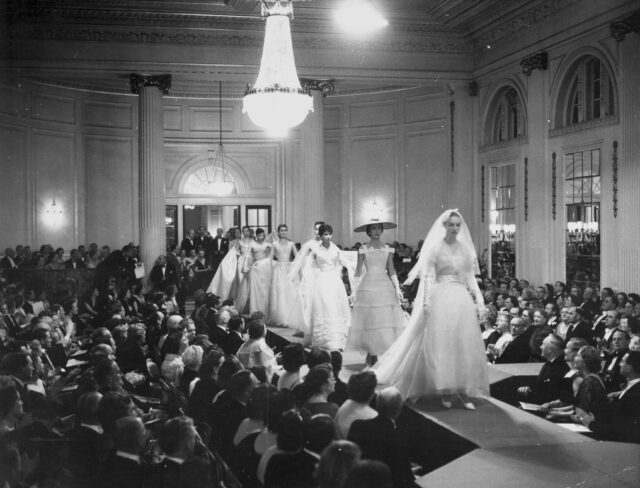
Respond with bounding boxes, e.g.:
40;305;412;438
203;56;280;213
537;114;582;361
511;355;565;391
348;217;407;366
303;364;339;419
277;343;307;390
315;440;361;488
304;223;353;350
0;379;24;436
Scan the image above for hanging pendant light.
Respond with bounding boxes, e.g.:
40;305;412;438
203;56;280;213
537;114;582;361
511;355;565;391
209;81;235;196
243;0;313;137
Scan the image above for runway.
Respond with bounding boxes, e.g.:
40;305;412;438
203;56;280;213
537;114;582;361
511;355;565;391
267;325;640;487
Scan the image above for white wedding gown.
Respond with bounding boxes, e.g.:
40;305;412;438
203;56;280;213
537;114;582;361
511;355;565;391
372;240;489;401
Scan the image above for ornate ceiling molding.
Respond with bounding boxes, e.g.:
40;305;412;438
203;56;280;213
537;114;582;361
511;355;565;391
610;10;640;41
12;26;473;54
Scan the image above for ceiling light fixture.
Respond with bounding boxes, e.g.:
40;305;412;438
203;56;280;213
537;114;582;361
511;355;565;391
243;0;313;137
209;81;235;196
335;0;388;36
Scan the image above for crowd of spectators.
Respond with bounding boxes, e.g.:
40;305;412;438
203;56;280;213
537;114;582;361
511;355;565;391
2;239;640;488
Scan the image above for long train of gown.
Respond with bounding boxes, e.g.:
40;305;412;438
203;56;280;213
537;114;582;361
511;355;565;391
372;244;489;402
207;243;238;300
270;261;304;327
348;246;407;355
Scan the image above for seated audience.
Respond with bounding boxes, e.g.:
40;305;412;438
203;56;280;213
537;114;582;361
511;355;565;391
236;321;278;381
303;364;339;419
334;371;378;439
315;440;361;488
518;334;569;404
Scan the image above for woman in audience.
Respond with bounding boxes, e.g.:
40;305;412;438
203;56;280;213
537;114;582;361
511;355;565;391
180;344;203;397
532;308;550;327
236;321;278;381
487;311;513;362
303;364;339;418
546;345;609;422
0;380;24;436
315;440;361;488
277;343;306;391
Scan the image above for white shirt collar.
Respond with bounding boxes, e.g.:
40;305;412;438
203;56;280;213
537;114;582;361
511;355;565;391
164;455;185;465
116;451;141;464
619;378;640;398
80;423;103;434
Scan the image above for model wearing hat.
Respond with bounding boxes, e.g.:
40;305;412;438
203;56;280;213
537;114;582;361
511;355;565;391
347;219;407;366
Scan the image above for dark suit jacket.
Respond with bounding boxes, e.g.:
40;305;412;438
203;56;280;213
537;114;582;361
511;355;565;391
495;327;534;363
149;457;211;488
601;350;628;393
348;415;416;488
208;325;230;355
65;259;87;269
589;381;640;443
188;378;223;424
102;453;146;488
181;237;196;254
226;331;244;356
565;320;593;344
264;450;317;488
150;263;179;290
116;340;147;374
207;390;248;461
529;355;570;404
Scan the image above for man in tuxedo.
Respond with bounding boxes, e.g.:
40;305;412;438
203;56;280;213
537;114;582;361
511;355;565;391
348;387;417;488
181;229;196;254
565;306;593;344
1;247;19;282
65;248;86;269
190;249;210;292
207;227;229;274
102;416;148;488
517;333;570;404
595;310;620;347
578;350;640;443
579;286;601;318
150;255;179;291
151;415;211;488
68;391;104;486
601;329;630;393
226;315;245;356
553;281;566;303
207;309;231;354
592;296;618;339
495;317;534;363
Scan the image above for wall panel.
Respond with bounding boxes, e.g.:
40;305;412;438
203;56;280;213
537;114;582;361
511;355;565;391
0;124;29;244
350;100;398;128
83;100;133;129
84;135;136;246
32;93;76;124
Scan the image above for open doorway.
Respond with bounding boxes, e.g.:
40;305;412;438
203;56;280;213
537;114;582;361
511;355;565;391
182;205;241;237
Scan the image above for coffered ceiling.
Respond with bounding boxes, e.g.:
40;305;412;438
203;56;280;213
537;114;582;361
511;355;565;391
1;0;582;97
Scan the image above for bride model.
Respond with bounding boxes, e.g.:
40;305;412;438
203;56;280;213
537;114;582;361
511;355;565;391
269;224;303;327
249;228;273;317
348;219;407;366
372;209;489;409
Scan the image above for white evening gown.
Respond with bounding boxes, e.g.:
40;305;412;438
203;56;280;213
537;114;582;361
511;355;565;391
308;243;352;350
249;242;272;317
235;239;253;314
348;245;406;355
269;240;304;327
207;239;238;300
373;241;489;401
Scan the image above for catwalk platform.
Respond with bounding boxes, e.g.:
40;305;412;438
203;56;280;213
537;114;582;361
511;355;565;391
267;326;640;487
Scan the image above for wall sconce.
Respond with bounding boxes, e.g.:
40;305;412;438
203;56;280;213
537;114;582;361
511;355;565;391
44;199;63;227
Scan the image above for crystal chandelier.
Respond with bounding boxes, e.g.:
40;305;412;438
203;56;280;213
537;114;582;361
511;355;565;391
209;81;234;196
243;0;313;137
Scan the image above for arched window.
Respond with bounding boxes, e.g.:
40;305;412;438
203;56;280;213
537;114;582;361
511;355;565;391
486;86;525;145
182;166;238;195
563;56;615;126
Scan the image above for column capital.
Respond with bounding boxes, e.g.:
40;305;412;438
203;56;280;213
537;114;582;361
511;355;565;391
300;78;335;97
610;10;640;41
130;74;172;95
520;51;548;76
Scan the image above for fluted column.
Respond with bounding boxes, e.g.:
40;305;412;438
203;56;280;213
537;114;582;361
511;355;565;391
292;79;334;241
609;27;640;290
131;74;171;287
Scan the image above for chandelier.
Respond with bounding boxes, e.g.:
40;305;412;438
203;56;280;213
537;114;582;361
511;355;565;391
209;81;234;196
243;0;313;137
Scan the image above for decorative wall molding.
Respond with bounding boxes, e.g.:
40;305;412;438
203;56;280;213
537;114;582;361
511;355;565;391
300;79;335;97
520;51;548;76
479;136;528;153
551;152;557;220
130;74;172;95
449;100;455;172
548;115;619;138
610;10;640;41
524;157;528;221
481;165;485;223
12;26;473;54
612;140;618;218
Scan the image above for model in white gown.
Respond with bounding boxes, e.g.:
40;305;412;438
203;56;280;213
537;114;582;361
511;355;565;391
348;242;407;361
235;229;254;314
207;231;240;300
373;210;489;407
307;225;352;350
249;230;272;317
269;225;303;327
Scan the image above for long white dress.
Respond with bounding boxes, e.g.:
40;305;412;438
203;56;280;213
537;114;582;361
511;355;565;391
249;241;272;317
348;245;406;355
269;240;304;327
207;239;239;300
373;240;489;401
308;242;352;350
235;238;253;314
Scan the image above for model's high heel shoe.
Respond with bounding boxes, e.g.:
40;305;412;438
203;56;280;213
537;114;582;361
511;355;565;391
458;394;476;410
